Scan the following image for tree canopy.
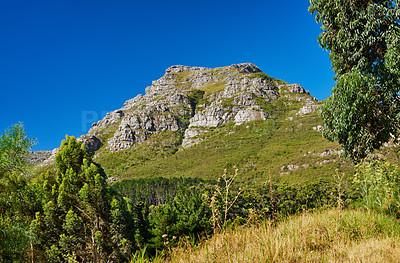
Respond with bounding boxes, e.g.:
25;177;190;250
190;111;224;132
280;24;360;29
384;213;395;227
309;0;400;161
31;136;136;262
0;123;36;262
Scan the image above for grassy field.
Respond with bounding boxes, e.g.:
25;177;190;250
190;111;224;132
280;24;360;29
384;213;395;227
155;209;400;262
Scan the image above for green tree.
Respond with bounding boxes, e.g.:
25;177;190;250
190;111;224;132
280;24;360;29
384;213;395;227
0;123;36;262
148;185;211;252
309;0;400;161
31;136;136;262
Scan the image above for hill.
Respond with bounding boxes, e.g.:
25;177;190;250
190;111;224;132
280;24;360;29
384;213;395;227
35;63;353;186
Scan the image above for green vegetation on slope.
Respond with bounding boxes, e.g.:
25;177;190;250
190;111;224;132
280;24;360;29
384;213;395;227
199;81;227;94
248;72;287;86
96;107;352;186
95;130;182;177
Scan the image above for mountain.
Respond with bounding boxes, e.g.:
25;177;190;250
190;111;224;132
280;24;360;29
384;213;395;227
36;63;352;183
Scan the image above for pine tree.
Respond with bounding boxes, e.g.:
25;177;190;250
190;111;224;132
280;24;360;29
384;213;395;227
31;136;136;262
148;185;211;251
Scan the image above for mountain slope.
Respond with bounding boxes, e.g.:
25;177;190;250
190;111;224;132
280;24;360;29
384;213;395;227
36;63;352;184
73;63;351;183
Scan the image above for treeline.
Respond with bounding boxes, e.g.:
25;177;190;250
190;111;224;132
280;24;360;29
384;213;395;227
114;175;361;226
112;177;215;206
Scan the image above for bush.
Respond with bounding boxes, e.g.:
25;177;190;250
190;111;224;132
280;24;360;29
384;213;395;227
354;159;400;217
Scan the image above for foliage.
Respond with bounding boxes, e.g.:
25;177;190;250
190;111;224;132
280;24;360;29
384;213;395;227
231;177;360;223
0;123;35;176
248;72;273;82
309;0;400;161
188;89;205;116
354;158;400;217
95;130;182;177
112;177;213;206
30;136;136;262
111;171;361;259
0;123;36;262
199;81;227;94
248;72;287;86
147;185;211;253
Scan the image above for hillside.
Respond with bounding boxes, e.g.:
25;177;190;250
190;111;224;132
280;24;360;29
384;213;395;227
36;63;353;184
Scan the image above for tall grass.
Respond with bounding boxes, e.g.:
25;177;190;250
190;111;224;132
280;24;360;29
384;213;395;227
157;209;400;262
355;159;400;217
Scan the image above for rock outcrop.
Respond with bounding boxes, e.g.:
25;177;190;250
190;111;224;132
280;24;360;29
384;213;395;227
72;63;318;151
28;151;52;164
297;104;320;115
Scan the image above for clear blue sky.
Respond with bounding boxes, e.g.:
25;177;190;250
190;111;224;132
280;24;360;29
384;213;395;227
0;0;334;151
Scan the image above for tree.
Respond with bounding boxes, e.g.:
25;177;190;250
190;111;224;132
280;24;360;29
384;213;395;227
0;123;36;262
309;0;400;161
148;185;211;252
0;123;35;176
31;136;136;262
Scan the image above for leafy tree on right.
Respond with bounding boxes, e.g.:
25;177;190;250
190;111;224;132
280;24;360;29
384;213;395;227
309;0;400;161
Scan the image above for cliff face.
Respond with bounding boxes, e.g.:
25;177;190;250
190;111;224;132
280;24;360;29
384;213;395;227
77;63;317;152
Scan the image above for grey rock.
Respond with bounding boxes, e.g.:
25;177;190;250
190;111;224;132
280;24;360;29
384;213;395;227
287;83;309;94
181;127;209;148
313;125;324;132
107;124;136;152
107;176;120;183
28;151;52;164
89;110;124;133
234;107;268;125
78;135;103;152
36;148;59;167
297;104;320;115
229;63;262;73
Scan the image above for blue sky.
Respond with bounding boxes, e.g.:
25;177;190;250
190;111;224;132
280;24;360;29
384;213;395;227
0;0;334;151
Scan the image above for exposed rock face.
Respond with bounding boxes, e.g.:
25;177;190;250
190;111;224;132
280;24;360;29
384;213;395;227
284;83;309;94
297;104;320;115
77;135;103;152
35;148;59;167
28;151;52;164
76;63;317;151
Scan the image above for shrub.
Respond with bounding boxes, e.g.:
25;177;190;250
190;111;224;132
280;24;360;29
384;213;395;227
354;159;400;217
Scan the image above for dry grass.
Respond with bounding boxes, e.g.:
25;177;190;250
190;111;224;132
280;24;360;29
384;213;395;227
200;81;227;94
155;209;400;262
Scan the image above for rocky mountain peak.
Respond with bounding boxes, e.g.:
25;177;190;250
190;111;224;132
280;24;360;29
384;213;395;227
77;63;317;152
229;63;262;73
165;65;210;74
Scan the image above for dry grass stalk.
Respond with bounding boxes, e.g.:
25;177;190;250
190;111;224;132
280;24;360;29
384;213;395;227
162;209;400;263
